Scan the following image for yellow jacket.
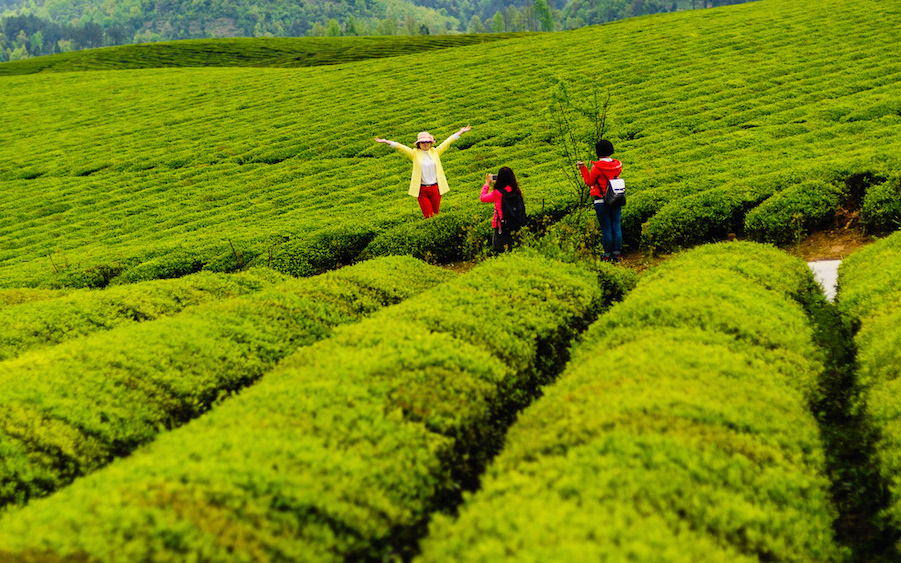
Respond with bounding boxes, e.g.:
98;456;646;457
393;133;459;197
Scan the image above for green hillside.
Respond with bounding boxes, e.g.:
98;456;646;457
2;1;901;559
0;34;527;75
1;0;899;289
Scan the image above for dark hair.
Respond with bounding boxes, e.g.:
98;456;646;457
495;166;521;195
595;139;614;158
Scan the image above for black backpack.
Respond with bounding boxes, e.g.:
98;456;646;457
498;187;527;232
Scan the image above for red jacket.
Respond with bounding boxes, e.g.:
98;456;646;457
481;183;513;228
579;158;623;198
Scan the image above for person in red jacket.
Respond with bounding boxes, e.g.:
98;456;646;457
480;166;521;253
578;139;623;262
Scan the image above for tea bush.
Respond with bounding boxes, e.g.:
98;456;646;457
0;256;453;510
836;232;901;541
418;242;842;561
641;184;769;253
362;209;488;263
0;288;68;309
745;180;844;246
0;251;640;560
861;174;901;235
0;268;284;361
267;223;379;277
110;249;205;284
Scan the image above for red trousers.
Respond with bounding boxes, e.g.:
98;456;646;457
418;184;441;218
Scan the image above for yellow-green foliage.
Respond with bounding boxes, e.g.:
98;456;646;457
0;251;632;560
0;268;285;361
744;180;844;246
836;232;901;537
418;242;842;561
0;256;453;510
836;231;901;325
0;288;68;309
0;35;527;76
861;173;901;234
2;0;900;287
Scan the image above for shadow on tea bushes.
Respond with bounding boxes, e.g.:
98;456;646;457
361;210;488;263
836;231;901;558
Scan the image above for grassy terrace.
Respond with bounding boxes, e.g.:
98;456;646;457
1;0;900;289
0;34;528;75
1;0;901;559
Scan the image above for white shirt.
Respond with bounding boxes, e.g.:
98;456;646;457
420;152;437;185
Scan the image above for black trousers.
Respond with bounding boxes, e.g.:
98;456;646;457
492;228;515;252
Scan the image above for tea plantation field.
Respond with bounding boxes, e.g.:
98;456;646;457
1;0;900;289
0;34;528;76
2;0;901;560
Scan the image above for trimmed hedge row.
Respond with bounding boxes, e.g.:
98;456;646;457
745;180;844;246
0;288;68;310
641;184;769;253
0;256;453;511
418;242;843;561
861;174;901;235
361;209;491;264
0;268;285;362
0;251;628;561
836;232;901;538
835;232;901;326
518;208;641;301
267;224;379;278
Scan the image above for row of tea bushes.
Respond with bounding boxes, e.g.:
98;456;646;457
0;251;629;561
639;183;768;253
0;35;527;76
860;174;901;235
0;268;286;361
0;256;453;511
418;242;843;561
745;180;845;246
835;232;901;540
0;287;68;309
5;0;901;287
638;168;887;253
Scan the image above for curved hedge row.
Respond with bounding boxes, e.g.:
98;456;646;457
745;180;844;246
836;232;901;538
267;224;379;278
860;174;901;235
418;242;843;561
0;256;453;511
0;251;630;561
640;184;769;253
361;210;488;263
0;288;68;310
0;268;285;362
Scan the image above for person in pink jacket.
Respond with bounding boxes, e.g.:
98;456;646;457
480;166;522;253
578;139;623;262
375;126;471;218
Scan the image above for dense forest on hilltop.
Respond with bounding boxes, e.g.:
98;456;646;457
0;0;753;61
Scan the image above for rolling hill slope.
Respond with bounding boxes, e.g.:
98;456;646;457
3;1;901;558
0;34;528;75
0;0;899;290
